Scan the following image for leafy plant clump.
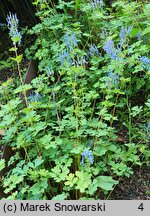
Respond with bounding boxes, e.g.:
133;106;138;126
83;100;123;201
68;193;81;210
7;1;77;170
0;0;150;200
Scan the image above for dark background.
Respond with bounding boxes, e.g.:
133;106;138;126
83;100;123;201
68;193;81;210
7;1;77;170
0;0;114;26
0;0;37;25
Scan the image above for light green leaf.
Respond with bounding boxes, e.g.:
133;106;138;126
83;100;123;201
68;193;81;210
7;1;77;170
52;193;69;200
0;159;5;171
96;176;119;191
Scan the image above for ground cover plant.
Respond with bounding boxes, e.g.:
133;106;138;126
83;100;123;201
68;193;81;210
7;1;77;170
0;0;150;200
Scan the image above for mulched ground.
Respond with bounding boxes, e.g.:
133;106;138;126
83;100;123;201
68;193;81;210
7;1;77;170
110;166;150;200
0;29;150;200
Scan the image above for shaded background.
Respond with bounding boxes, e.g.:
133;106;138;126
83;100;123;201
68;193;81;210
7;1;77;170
0;0;37;26
0;0;114;26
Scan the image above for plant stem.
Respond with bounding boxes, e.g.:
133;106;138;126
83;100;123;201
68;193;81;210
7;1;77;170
126;96;132;143
75;0;80;19
14;43;28;106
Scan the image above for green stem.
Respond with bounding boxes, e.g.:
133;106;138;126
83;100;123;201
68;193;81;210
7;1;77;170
14;44;28;106
126;96;132;143
23;147;31;162
110;93;120;126
75;0;80;19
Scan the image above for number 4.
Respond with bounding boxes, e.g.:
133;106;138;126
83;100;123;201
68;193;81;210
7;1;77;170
138;203;144;211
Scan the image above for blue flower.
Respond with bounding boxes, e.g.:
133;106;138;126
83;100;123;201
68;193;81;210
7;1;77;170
103;40;118;60
73;55;87;67
100;29;107;39
91;0;104;9
64;33;77;51
146;122;150;134
65;33;70;47
89;44;99;57
145;122;150;146
120;27;126;47
106;71;119;89
137;32;141;40
126;26;132;35
29;91;42;102
120;27;126;40
120;26;132;47
45;66;54;77
71;34;77;47
58;53;64;66
58;33;78;66
80;149;94;165
6;13;22;45
139;56;150;69
58;50;72;66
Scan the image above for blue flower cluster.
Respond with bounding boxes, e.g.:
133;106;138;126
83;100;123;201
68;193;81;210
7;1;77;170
139;56;150;69
100;29;107;39
91;0;104;9
103;26;132;60
6;13;22;45
146;122;150;146
106;71;119;89
136;32;141;40
103;40;118;60
73;55;88;67
89;44;100;57
45;66;54;77
65;33;77;51
58;50;72;66
58;33;78;66
146;122;150;134
120;26;132;47
80;149;94;165
29;91;42;102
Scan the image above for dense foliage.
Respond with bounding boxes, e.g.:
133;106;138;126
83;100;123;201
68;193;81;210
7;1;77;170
0;0;150;200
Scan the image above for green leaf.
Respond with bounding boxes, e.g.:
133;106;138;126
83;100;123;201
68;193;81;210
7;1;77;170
146;190;150;195
34;157;44;168
87;179;98;195
4;175;24;194
131;106;143;117
29;122;46;136
29;179;48;195
0;159;5;171
50;24;63;30
94;146;107;156
96;176;119;191
75;171;92;193
12;35;21;43
65;173;78;187
130;28;139;37
70;146;84;154
14;84;32;94
39;134;53;149
52;193;69;200
11;54;23;64
9;47;18;52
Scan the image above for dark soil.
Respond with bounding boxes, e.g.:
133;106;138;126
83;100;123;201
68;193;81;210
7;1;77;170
110;166;150;200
